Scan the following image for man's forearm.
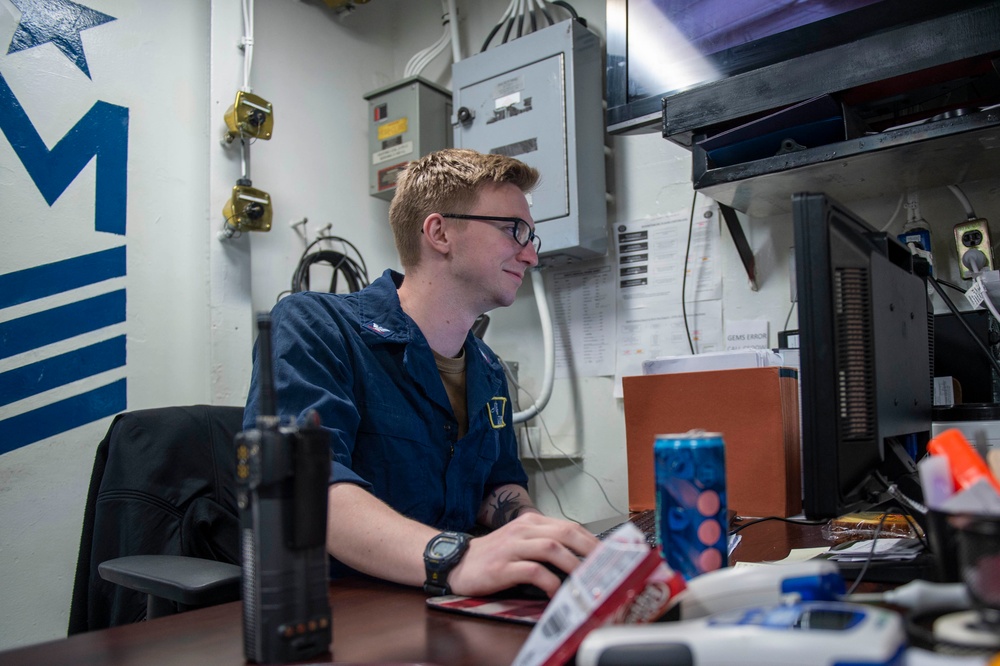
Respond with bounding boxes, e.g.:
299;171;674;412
325;482;437;586
478;483;542;530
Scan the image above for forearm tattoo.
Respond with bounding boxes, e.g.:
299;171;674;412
488;488;526;529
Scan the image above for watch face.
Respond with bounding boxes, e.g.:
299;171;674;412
430;538;459;559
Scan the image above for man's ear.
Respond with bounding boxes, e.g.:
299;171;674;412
422;213;452;256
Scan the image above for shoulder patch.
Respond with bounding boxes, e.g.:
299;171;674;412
486;396;508;429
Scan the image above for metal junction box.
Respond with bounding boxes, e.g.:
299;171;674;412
365;76;452;200
452;20;608;264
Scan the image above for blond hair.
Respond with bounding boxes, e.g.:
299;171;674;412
388;148;539;268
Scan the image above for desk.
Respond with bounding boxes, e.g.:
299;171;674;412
0;520;850;666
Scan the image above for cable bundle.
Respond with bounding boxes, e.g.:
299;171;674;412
289;236;369;296
405;1;452;77
480;0;580;53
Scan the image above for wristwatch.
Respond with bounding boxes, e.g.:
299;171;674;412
423;531;472;595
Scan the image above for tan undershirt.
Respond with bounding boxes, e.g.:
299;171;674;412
433;348;468;439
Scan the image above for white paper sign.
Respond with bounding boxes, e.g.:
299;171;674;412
725;320;769;350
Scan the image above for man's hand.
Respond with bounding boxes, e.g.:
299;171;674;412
446;512;600;598
326;482;600;599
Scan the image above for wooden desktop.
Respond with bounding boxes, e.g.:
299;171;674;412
0;519;836;666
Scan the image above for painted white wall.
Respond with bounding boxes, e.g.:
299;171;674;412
0;0;215;649
0;0;399;649
1;0;997;652
241;0;404;318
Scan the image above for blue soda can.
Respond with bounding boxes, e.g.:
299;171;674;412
654;431;727;580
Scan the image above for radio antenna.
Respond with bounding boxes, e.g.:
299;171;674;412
255;313;277;419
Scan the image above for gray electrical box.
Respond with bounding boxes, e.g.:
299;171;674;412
452;19;607;264
365;76;452;200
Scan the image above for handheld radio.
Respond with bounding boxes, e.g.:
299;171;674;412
236;313;332;663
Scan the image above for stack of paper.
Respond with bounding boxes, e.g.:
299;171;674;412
641;349;791;375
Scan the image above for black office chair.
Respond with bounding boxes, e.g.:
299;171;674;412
68;404;245;634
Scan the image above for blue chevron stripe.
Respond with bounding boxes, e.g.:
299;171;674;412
0;336;126;407
0;246;126;310
0;290;126;361
0;379;126;455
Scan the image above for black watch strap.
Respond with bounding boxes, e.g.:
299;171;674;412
423;531;471;596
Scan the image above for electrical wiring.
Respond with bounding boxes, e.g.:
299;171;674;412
404;25;450;77
843;511;889;596
519;425;579;523
875;474;930;550
879;192;905;232
241;0;255;92
504;361;626;518
534;0;555;25
479;0;581;52
404;0;452;78
928;275;1000;378
783;300;796;331
947;184;977;219
479;0;517;53
220;212;244;240
728;515;828;536
550;0;579;20
512;268;554;423
732;513;911;611
976;273;1000;323
681;190;698;355
500;9;516;44
285;235;369;299
937;278;967;295
446;0;461;63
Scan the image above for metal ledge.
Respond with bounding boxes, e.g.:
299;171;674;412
692;108;1000;217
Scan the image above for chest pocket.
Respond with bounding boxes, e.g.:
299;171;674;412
356;400;430;446
462;411;500;495
354;401;445;522
475;424;500;462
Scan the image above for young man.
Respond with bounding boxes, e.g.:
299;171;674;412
243;148;598;598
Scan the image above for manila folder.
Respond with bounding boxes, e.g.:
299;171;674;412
622;366;801;518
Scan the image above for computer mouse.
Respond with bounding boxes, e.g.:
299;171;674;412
496;561;568;600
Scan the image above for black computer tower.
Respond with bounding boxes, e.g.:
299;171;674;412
934;310;1000;403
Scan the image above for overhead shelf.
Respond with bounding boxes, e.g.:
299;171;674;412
692;108;1000;217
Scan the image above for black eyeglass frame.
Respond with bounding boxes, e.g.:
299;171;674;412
440;213;541;252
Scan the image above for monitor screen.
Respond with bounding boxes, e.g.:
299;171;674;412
793;193;933;519
623;0;881;109
606;0;996;136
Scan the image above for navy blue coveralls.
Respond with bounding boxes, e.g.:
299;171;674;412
243;269;528;536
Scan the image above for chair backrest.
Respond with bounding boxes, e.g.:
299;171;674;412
68;404;245;634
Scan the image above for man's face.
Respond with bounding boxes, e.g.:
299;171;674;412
448;182;539;312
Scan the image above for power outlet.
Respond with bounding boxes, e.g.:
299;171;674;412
954;218;994;279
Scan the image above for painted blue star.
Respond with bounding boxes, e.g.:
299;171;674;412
6;0;116;79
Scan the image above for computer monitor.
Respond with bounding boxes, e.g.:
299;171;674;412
605;0;999;138
793;193;933;519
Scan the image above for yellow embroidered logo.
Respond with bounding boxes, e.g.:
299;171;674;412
487;397;507;429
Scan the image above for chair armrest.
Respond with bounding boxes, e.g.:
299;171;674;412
98;555;241;610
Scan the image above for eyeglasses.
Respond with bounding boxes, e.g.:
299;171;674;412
441;214;541;252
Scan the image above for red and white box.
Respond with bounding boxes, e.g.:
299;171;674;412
512;522;686;666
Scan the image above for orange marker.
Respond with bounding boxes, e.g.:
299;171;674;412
928;428;1000;495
